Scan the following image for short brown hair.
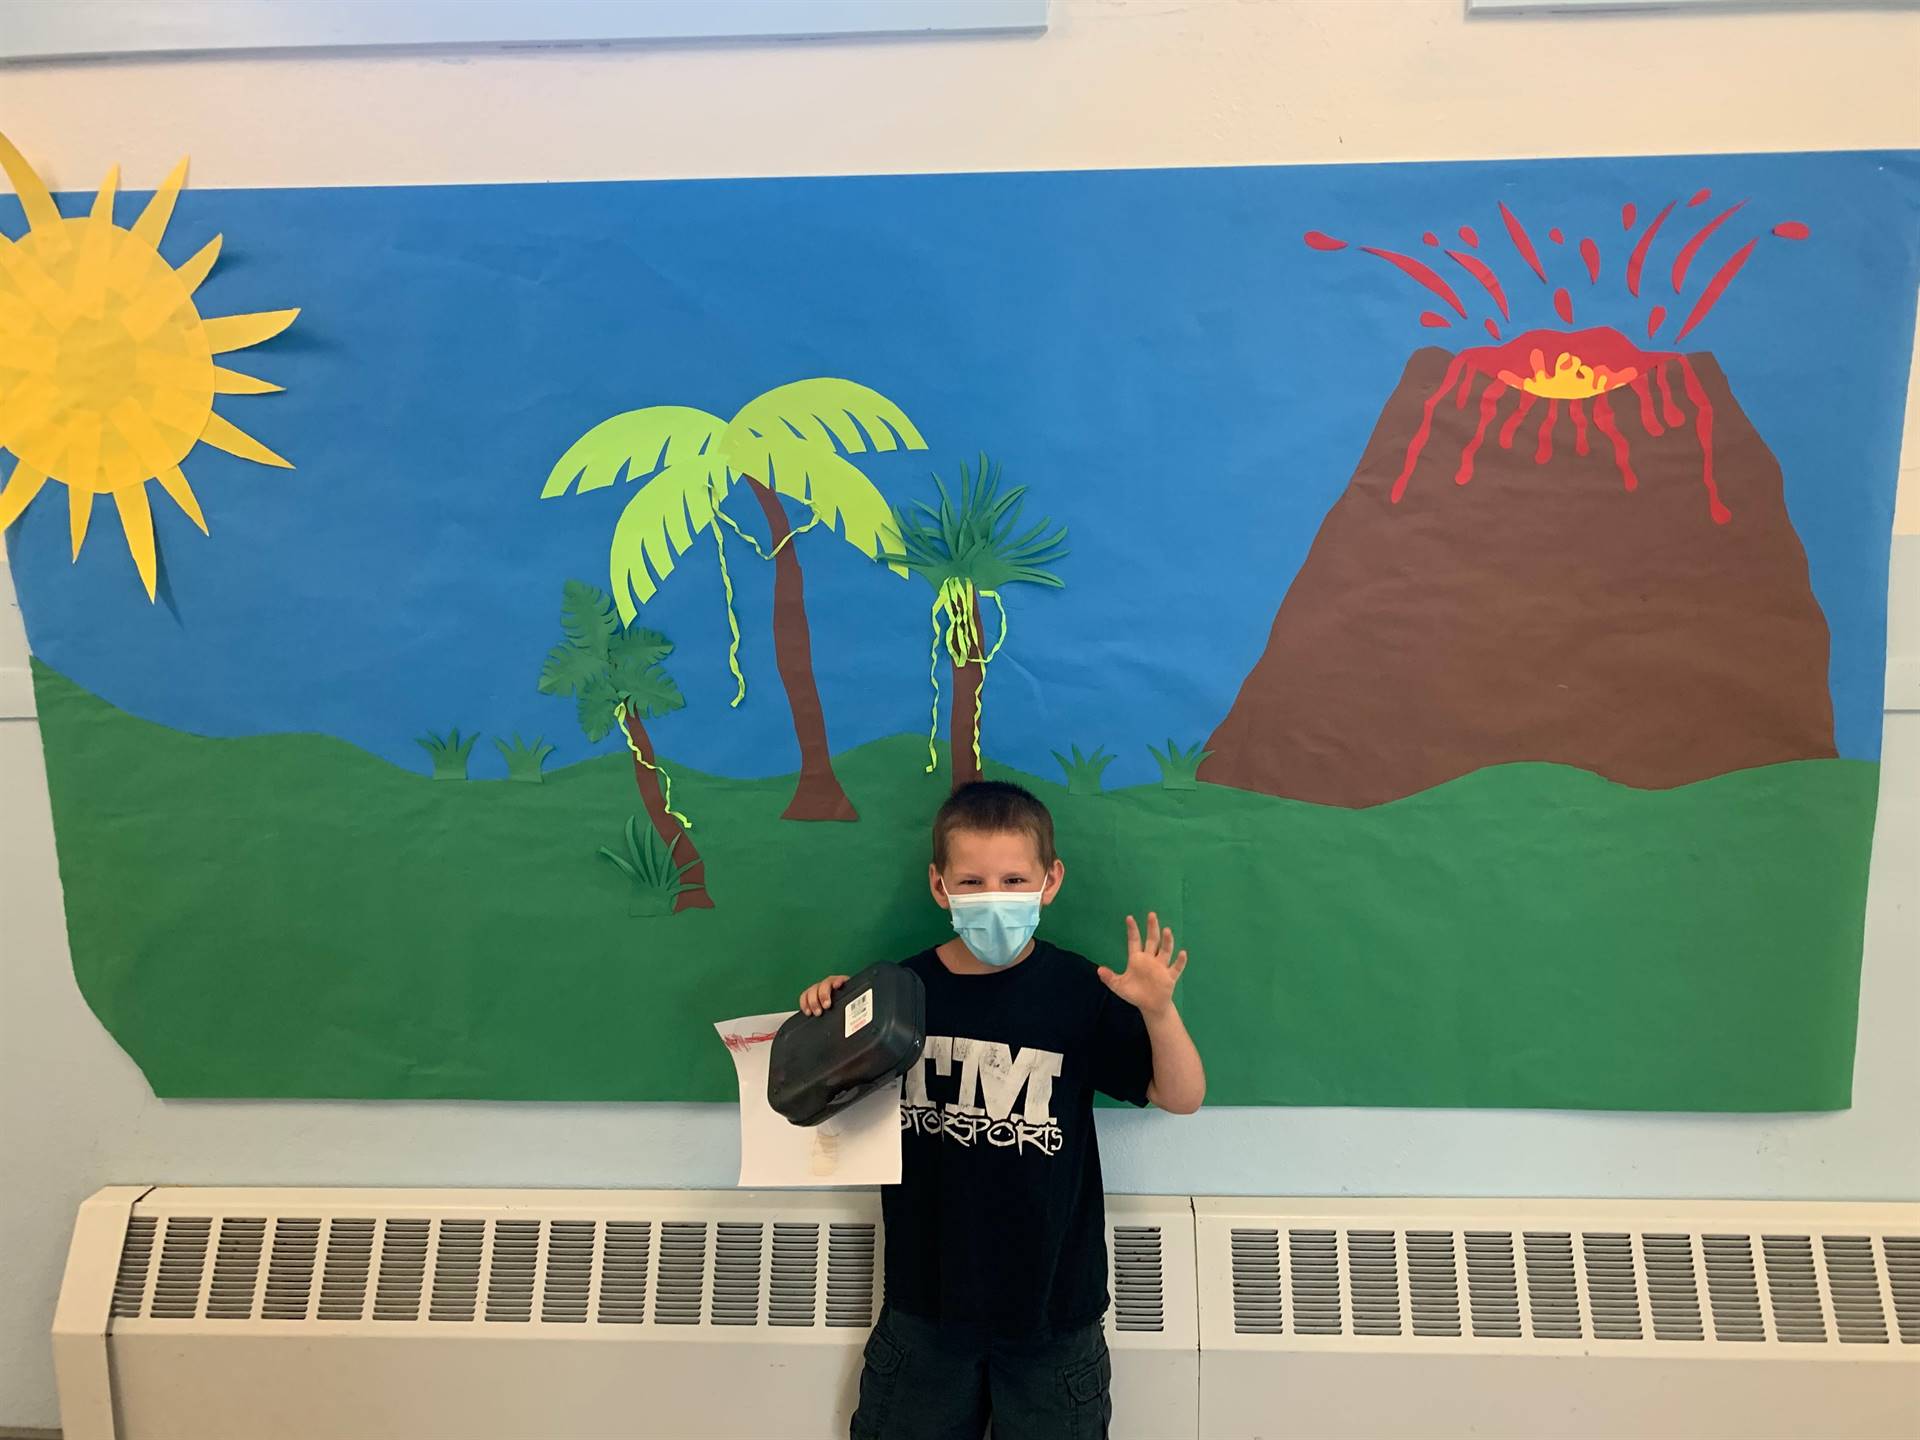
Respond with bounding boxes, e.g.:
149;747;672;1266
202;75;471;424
932;781;1058;871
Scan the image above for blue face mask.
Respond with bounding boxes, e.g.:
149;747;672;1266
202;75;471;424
943;881;1047;967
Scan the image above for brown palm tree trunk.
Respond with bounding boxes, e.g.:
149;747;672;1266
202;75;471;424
621;709;714;911
744;476;858;821
950;586;984;791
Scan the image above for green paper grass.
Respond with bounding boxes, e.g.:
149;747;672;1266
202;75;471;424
1149;738;1213;790
416;727;477;781
1052;743;1115;796
600;815;699;918
495;734;555;783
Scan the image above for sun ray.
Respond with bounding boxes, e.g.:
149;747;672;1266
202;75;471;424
173;233;222;294
129;155;189;249
112;483;159;599
202;307;299;354
72;167;121;312
89;165;120;224
0;129;63;235
68;486;95;559
201;410;293;469
155;465;209;534
0;463;49;530
211;365;283;395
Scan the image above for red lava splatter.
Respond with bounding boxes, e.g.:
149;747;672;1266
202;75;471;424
1304;231;1347;251
1773;221;1810;240
1422;231;1439;246
1499;392;1537;449
1459;225;1480;247
1675;238;1758;340
1646;304;1667;340
1630;374;1663;437
1420;311;1452;328
1456;380;1509;486
1549;226;1566;244
1535;398;1560;465
1445;248;1511;319
1500;202;1550;284
1580;237;1601;283
1553;287;1575;323
1484;318;1502;340
1569;398;1590;456
1671;200;1747;292
1655;362;1685;428
1455;367;1476;408
1688;189;1711;207
1593;393;1638;491
1362;246;1470;318
1451;251;1512;322
1622;202;1637;229
1679;355;1730;524
1626;200;1677;296
1393;353;1469;504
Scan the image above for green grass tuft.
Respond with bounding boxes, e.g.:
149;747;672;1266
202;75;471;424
1051;743;1115;796
599;816;698;917
1148;738;1212;790
495;734;556;783
415;727;478;780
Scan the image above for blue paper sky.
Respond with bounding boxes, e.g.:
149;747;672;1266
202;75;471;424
9;151;1919;785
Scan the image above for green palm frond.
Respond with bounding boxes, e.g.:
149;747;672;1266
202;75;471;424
727;379;926;457
542;406;727;498
885;454;1068;594
576;675;619;743
731;431;905;564
721;379;926;573
540;582;684;740
607;454;730;619
609;626;685;721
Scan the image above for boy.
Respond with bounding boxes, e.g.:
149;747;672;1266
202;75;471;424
799;780;1205;1440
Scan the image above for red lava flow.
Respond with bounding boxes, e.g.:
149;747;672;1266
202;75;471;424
1390;327;1728;524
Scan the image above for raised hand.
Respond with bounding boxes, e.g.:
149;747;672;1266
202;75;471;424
799;974;849;1016
1098;913;1189;1017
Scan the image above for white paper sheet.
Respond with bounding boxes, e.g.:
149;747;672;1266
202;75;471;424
715;1011;903;1187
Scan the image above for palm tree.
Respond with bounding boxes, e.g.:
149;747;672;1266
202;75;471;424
542;381;926;822
538;580;712;911
886;455;1067;790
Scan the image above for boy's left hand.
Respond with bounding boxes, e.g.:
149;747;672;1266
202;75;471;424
1099;912;1189;1018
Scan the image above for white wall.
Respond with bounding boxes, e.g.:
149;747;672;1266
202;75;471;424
3;1;1918;1426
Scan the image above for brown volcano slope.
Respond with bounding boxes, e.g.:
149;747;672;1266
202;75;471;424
1200;346;1836;808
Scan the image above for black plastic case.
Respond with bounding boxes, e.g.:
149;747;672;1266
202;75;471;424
767;962;926;1127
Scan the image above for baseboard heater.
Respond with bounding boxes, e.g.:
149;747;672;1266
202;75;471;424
54;1188;1918;1438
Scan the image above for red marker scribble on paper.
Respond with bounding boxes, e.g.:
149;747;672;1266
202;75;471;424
722;1030;780;1053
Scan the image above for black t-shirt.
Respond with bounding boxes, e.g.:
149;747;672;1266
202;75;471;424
881;939;1154;1337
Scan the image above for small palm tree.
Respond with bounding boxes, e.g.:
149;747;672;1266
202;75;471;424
886;455;1067;790
542;380;926;822
537;580;712;912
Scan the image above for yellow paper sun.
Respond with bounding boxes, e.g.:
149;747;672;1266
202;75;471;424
0;131;298;599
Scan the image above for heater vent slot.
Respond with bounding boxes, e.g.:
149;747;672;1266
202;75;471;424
1113;1225;1166;1333
110;1216;157;1319
1230;1228;1283;1335
769;1223;819;1327
597;1221;652;1325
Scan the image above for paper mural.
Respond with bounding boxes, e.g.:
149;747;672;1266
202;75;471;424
6;133;1916;1108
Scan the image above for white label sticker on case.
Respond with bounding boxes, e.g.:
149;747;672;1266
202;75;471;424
844;989;873;1038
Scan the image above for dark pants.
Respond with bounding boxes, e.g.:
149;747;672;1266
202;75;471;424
850;1304;1112;1440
